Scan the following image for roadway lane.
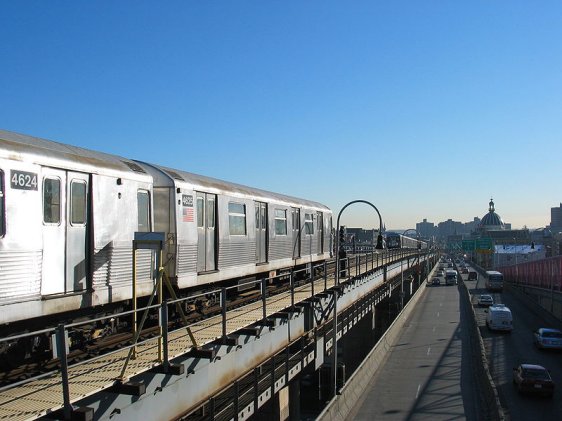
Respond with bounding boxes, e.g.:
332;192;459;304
347;279;480;420
467;273;562;420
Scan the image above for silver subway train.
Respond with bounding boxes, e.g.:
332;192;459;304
385;232;428;250
0;129;333;329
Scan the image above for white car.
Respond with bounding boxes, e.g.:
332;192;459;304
478;294;494;306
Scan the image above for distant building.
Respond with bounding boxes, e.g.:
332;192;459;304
416;218;436;239
467;198;541;268
477;199;523;242
412;198;560;262
478;198;505;232
551;203;562;234
438;219;463;238
416;216;481;240
465;217;481;234
345;227;378;244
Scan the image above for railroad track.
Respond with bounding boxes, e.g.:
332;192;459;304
1;250;420;388
0;275;310;387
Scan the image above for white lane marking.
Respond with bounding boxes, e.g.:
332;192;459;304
437;312;440;317
427;347;431;355
432;326;436;332
440;303;443;307
416;383;421;399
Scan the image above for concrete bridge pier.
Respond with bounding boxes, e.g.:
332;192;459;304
260;377;301;421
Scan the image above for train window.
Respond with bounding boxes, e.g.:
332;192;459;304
137;190;150;232
228;202;246;235
0;171;4;236
274;209;287;235
43;178;61;224
260;205;266;229
70;181;87;225
207;196;215;228
197;196;204;228
304;213;314;235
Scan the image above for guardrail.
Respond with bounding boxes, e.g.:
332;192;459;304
0;248;426;420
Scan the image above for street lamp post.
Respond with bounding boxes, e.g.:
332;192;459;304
335;200;384;287
332;200;384;398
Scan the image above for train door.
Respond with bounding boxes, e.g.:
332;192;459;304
255;201;267;264
41;169;89;295
317;211;324;254
66;173;89;292
291;207;300;259
197;192;216;272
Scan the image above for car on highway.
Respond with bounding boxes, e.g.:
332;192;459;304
432;277;441;286
461;267;469;274
533;328;562;350
436;270;445;277
477;294;494;307
512;364;555;398
468;271;478;281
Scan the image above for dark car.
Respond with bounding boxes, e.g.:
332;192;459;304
432;277;441;286
534;328;562;350
513;364;555;397
468;271;478;281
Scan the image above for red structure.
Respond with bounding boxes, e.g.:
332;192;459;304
501;256;562;291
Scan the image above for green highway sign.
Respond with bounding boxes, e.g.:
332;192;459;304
462;240;475;251
476;238;493;250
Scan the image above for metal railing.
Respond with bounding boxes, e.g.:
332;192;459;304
0;247;427;420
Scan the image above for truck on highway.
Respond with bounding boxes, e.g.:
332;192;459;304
485;270;504;291
486;304;513;332
445;269;457;285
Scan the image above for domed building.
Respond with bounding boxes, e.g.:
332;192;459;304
478;198;505;232
470;198;545;269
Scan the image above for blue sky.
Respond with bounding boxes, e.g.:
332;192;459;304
2;1;561;230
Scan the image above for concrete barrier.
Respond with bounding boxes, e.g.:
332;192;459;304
459;281;505;421
318;264;505;421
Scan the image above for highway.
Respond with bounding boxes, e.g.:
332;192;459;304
347;273;481;420
346;261;562;421
467;273;562;420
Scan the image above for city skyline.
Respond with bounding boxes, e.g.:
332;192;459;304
1;2;561;229
349;198;553;233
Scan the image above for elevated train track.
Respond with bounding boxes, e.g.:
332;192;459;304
0;248;428;421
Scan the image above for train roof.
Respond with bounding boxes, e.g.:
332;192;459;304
0;129;151;180
144;162;331;211
0;129;331;212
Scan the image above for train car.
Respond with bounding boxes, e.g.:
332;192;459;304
401;234;420;249
385;232;401;249
138;162;333;289
0;129;332;333
0;129;155;328
385;232;428;250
